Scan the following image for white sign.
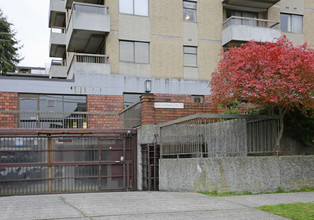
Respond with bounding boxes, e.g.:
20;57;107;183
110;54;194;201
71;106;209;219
154;102;184;109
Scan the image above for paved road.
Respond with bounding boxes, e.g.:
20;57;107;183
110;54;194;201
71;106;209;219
1;191;313;220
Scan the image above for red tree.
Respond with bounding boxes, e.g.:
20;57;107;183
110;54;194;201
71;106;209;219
210;36;314;152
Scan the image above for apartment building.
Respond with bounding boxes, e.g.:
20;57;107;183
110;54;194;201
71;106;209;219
0;0;313;129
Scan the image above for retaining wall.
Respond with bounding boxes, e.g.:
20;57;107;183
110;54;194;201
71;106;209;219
159;156;314;193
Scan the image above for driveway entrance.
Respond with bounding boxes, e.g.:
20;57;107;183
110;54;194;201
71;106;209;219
0;129;137;195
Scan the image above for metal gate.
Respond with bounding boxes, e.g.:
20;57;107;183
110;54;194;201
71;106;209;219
0;129;137;196
142;143;160;191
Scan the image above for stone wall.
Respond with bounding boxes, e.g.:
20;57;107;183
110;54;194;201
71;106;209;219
159;156;314;193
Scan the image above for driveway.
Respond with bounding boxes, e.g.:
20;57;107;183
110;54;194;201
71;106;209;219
1;191;313;219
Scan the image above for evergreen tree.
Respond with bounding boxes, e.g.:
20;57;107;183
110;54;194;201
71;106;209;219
0;9;22;75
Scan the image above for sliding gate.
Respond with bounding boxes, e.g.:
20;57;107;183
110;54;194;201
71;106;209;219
0;130;137;195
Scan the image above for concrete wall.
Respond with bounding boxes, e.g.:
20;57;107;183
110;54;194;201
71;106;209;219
159;156;314;193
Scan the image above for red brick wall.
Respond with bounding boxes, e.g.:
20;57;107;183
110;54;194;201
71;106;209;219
141;94;219;125
0;92;18;128
87;95;123;128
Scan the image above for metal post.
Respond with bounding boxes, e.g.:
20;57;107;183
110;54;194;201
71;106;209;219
48;137;52;193
98;137;101;191
147;144;151;191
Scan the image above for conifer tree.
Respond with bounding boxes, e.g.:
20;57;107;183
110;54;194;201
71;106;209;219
0;9;22;75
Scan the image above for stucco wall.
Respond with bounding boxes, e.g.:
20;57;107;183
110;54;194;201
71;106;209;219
159;156;314;193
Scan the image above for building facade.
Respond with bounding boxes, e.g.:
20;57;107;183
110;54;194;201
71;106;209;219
0;0;313;129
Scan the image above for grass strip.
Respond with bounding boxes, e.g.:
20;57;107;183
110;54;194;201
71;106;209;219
256;202;314;220
200;187;314;197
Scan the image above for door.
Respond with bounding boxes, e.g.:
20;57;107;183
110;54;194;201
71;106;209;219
99;138;125;190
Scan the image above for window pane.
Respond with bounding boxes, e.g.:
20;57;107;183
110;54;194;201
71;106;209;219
19;96;38;128
183;1;196;9
119;0;133;14
39;95;63;112
134;0;148;16
183;8;196;22
20;97;37;111
184;46;197;54
64;96;87;129
64;96;87;112
120;41;134;62
292;15;302;33
184;54;197;67
124;93;142;108
135;42;149;63
39;95;63;128
281;14;290;32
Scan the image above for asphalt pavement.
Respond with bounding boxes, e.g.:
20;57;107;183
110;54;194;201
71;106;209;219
1;191;313;220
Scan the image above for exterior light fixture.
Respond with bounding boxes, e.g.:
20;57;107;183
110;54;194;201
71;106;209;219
144;80;152;93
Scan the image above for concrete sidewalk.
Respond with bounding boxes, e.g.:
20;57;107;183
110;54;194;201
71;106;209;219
1;191;313;220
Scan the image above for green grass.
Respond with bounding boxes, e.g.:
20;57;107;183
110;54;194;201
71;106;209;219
200;187;314;197
257;203;314;220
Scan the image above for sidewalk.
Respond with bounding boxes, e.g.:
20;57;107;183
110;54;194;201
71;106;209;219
1;191;313;220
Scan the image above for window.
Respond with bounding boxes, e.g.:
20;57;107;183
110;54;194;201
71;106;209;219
281;13;303;33
184;46;197;67
183;1;197;22
120;41;150;63
192;95;204;103
123;93;142;108
19;94;87;129
119;0;148;16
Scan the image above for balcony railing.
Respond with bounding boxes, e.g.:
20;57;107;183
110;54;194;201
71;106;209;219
66;53;110;78
223;16;280;29
0;110;118;129
67;3;109;32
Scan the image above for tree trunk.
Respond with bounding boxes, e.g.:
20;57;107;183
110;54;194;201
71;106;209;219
275;108;287;156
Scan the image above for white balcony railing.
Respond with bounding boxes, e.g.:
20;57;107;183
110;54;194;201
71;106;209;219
223;16;280;29
67;3;109;32
222;16;281;45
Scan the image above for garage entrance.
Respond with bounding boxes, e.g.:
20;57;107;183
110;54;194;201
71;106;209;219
0;129;137;196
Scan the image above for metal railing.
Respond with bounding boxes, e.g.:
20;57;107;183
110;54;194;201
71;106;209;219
223;16;280;29
0;110;118;129
160;114;280;158
119;101;141;128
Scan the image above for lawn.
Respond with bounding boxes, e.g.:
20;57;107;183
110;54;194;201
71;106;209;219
257;203;314;220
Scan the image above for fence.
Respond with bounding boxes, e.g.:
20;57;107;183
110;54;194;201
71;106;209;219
0;110;118;129
160;114;280;158
0;130;137;195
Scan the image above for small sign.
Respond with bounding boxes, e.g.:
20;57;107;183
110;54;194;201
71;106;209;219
154;102;184;109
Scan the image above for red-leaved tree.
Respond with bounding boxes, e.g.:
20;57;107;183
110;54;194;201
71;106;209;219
210;36;314;152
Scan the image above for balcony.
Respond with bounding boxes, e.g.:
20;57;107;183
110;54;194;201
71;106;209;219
222;0;280;12
49;29;66;58
66;3;110;53
49;60;67;78
65;0;103;9
67;53;110;79
222;16;281;46
49;0;66;28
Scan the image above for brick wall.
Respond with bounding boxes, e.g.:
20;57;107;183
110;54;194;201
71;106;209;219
87;95;123;128
141;94;219;125
0;92;18;128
